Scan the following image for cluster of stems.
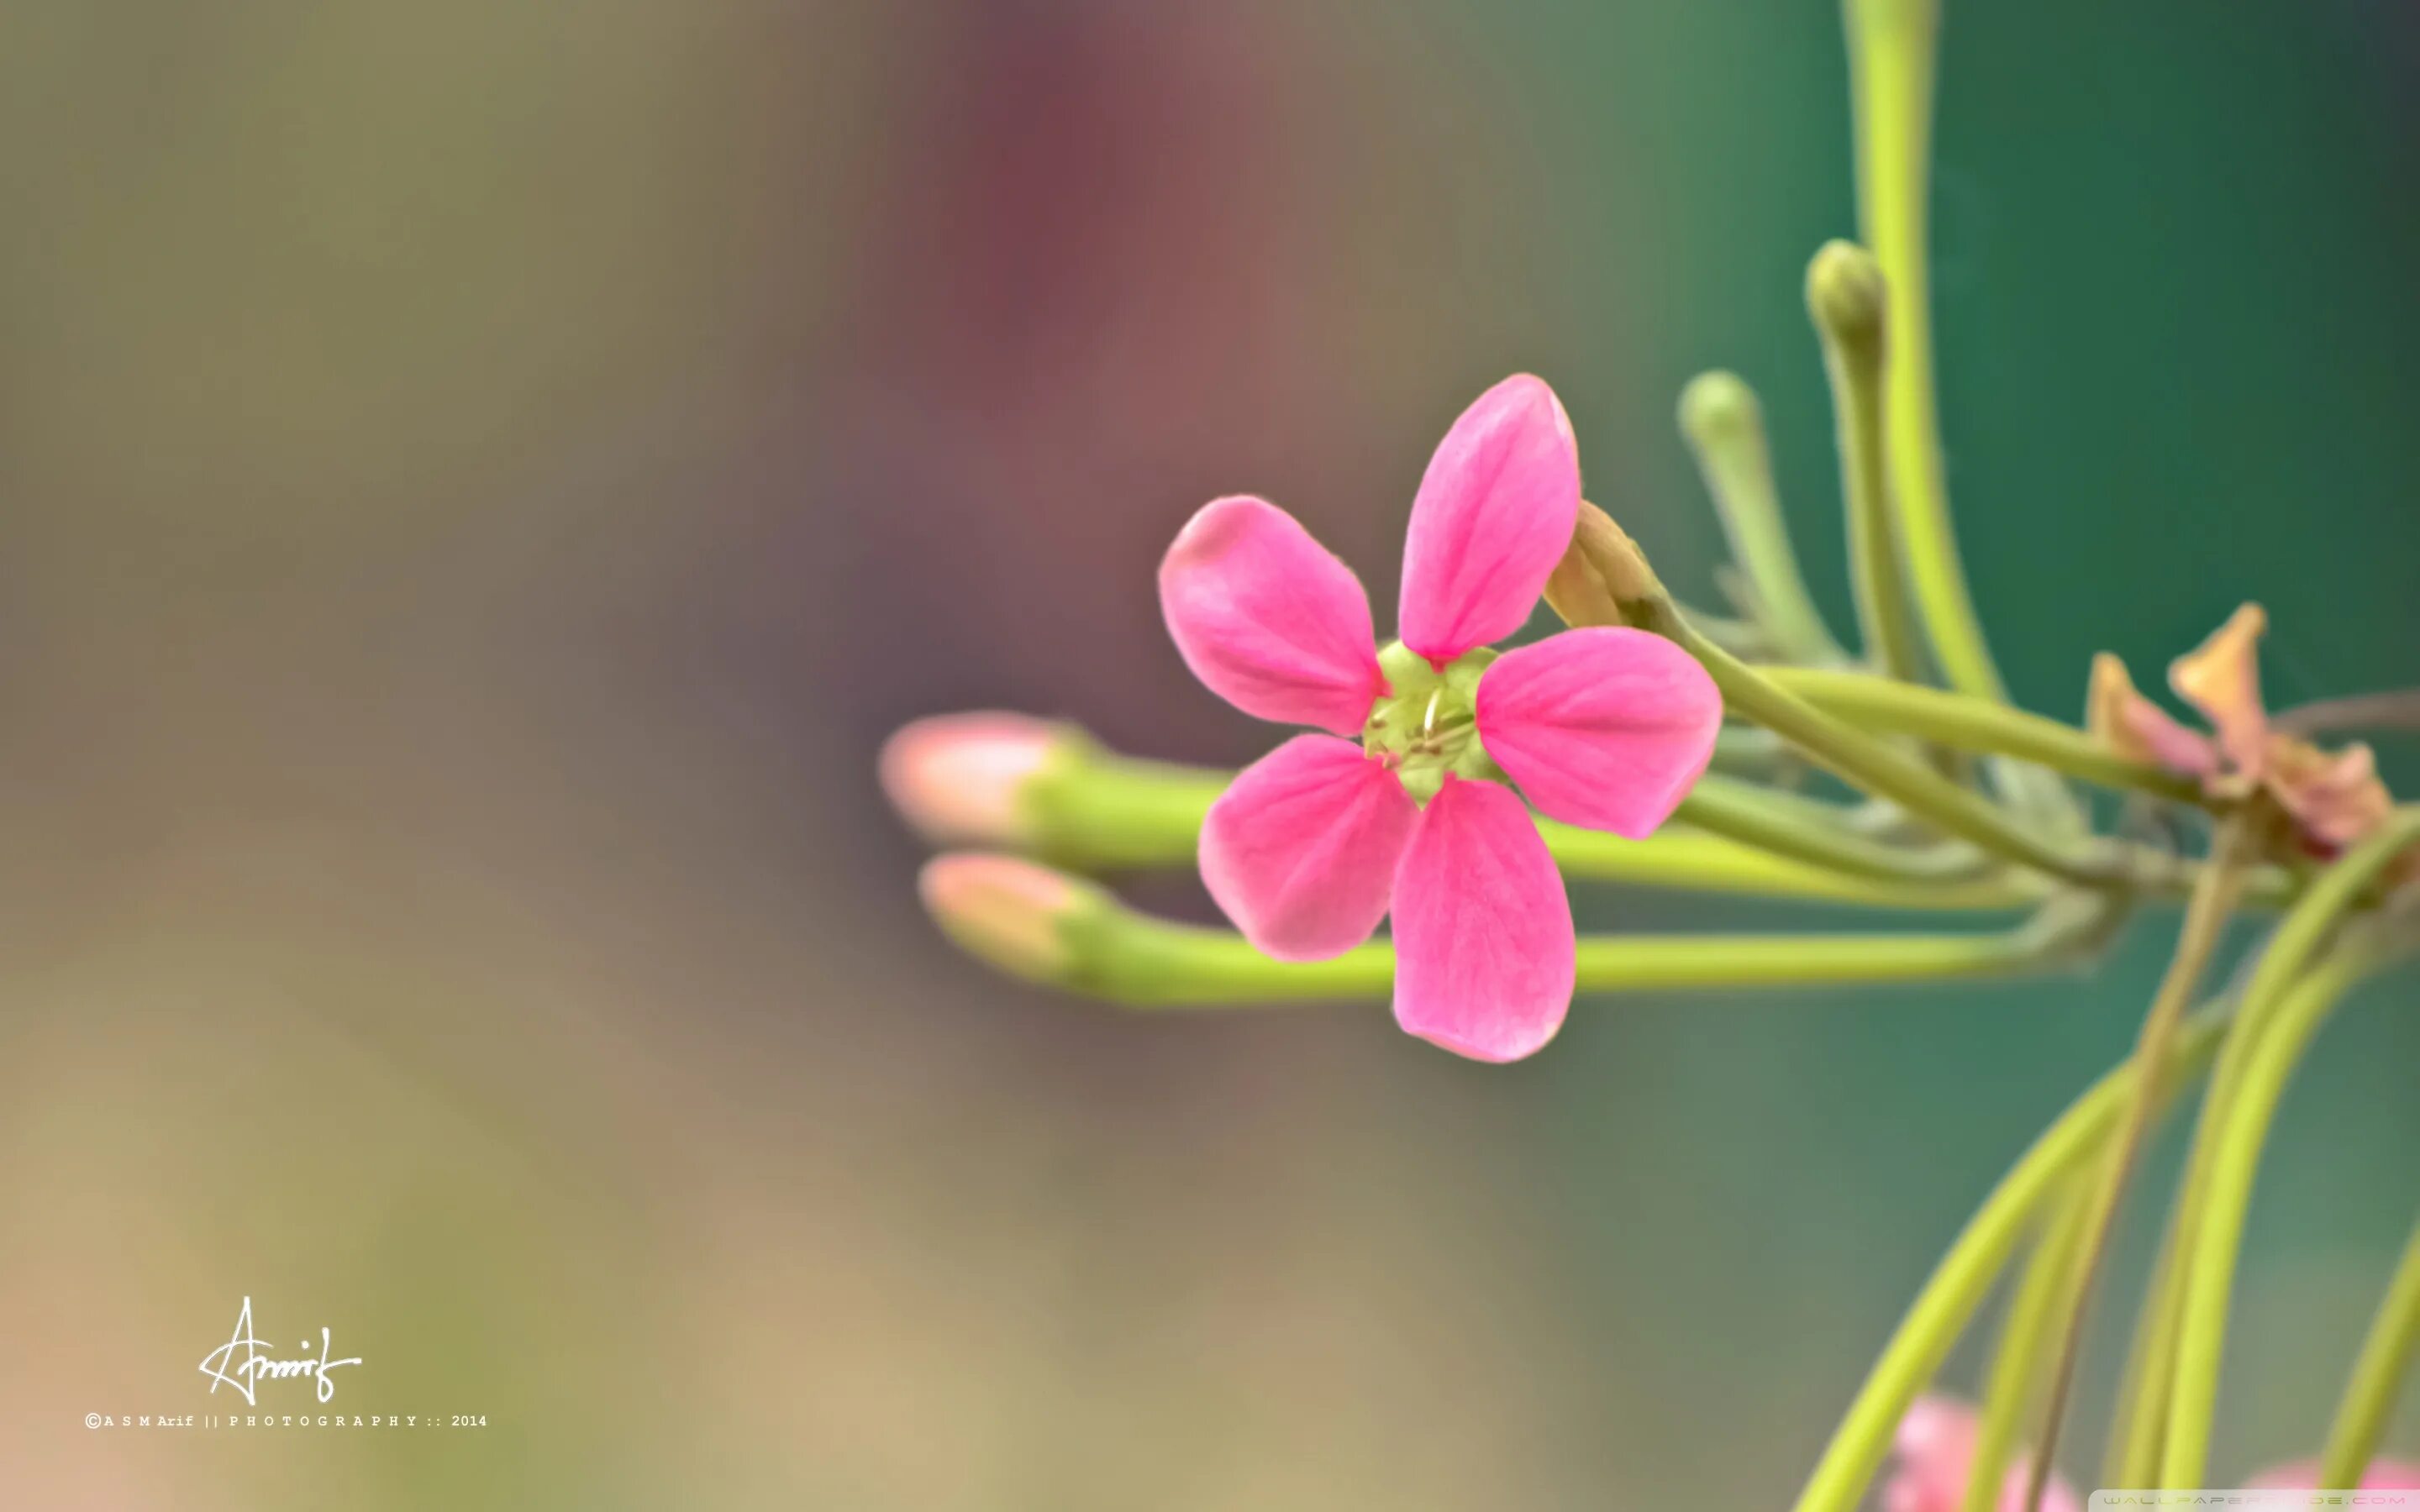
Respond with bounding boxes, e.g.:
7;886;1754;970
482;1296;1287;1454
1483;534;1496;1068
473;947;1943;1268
889;0;2420;1500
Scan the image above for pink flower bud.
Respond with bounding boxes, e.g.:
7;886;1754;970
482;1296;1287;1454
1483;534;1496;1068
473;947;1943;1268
916;853;1090;984
880;712;1064;847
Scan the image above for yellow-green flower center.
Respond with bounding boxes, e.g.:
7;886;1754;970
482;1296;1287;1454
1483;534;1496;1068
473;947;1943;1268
1363;642;1503;803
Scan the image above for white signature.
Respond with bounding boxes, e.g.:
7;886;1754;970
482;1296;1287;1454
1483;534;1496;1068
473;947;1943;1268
197;1297;361;1405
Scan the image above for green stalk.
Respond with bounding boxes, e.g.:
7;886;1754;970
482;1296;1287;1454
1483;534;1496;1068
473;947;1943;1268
2019;816;2253;1508
2157;806;2420;1486
2105;1184;2193;1485
1653;604;2111;889
1766;667;2208;806
1028;746;2041;911
2317;1216;2420;1490
1788;1006;2230;1512
2159;944;2394;1487
1841;0;2000;706
1808;242;1927;685
1534;825;2036;912
1049;893;2107;1008
1678;371;1847;668
1681;774;1988;883
1962;1178;2095;1512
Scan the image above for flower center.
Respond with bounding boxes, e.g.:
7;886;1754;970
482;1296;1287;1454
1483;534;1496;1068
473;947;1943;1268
1364;642;1502;802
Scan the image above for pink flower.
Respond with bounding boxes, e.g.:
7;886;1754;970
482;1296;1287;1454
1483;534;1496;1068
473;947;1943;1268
1158;375;1723;1062
2247;1457;2420;1489
1884;1395;2420;1507
1882;1397;2079;1512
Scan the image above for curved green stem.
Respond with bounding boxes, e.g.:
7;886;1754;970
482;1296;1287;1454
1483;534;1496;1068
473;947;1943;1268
2149;807;2420;1480
1788;1005;2230;1512
1963;1177;2095;1512
1678;371;1848;668
1767;668;2208;806
1808;243;1927;685
1842;0;2000;709
2107;1184;2194;1486
2159;942;2396;1487
2317;1215;2420;1490
2021;816;2253;1507
1654;606;2112;889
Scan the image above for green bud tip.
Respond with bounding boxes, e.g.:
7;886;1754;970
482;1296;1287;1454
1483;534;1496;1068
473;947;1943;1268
1676;370;1765;452
880;711;1070;847
1571;501;1665;609
917;853;1099;984
1805;239;1887;354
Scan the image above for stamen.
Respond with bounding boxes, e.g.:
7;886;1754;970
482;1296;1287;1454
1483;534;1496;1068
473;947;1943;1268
1423;688;1442;735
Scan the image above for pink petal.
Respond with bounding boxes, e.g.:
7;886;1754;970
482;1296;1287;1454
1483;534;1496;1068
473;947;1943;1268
1160;496;1385;736
1473;627;1723;839
1199;735;1417;961
2169;603;2270;780
1883;1396;2081;1512
1389;777;1574;1062
1397;375;1581;664
2088;652;2220;779
2249;1456;2420;1489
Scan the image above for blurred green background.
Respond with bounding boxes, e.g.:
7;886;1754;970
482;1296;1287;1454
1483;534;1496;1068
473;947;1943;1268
3;3;2415;1507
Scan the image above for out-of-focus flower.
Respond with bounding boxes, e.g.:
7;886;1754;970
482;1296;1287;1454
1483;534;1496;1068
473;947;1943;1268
1885;1395;2420;1507
2089;604;2392;857
2246;1456;2420;1489
1882;1396;2079;1512
1159;375;1723;1062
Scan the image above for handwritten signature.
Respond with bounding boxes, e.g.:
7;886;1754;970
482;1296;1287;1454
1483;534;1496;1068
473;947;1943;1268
197;1297;361;1405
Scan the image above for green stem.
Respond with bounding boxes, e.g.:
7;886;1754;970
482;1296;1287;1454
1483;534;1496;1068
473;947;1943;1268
2157;806;2420;1486
2317;1215;2420;1490
2159;942;2396;1487
1963;1177;2095;1512
1842;0;2001;706
1038;724;2285;912
2020;816;2253;1508
1788;1005;2230;1512
1057;898;2104;1008
1767;668;2208;806
1031;748;2042;911
1655;607;2112;889
2107;1182;2194;1486
1808;242;1927;685
1535;825;2037;911
1677;371;1847;668
1682;774;1989;883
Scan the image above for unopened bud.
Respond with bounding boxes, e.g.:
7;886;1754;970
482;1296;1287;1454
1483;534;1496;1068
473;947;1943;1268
880;712;1071;847
1806;240;1887;360
917;853;1103;986
1676;370;1765;456
1570;501;1665;612
1543;544;1622;630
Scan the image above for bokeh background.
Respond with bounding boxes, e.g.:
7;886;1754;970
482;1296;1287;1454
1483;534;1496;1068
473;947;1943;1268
3;3;2417;1507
